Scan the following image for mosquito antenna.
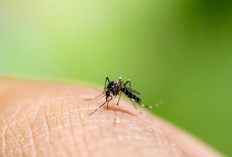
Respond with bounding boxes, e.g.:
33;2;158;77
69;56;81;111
92;86;102;93
84;93;105;101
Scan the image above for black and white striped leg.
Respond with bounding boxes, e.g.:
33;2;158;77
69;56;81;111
124;79;131;88
89;96;113;115
125;79;138;109
118;76;122;83
107;100;110;109
104;77;110;93
139;103;154;109
114;92;122;125
132;100;137;109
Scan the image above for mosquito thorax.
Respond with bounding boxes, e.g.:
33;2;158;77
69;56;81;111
107;81;120;95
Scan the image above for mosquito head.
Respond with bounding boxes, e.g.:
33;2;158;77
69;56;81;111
105;91;110;97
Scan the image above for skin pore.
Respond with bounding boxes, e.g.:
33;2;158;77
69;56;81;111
0;78;222;157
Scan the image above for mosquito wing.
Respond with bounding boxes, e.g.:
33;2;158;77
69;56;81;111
122;85;141;95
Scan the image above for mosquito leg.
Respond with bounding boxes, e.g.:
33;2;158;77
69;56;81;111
122;79;131;92
124;79;138;109
124;79;131;88
116;93;122;107
89;101;108;115
106;95;112;109
89;96;112;115
118;76;122;83
132;100;137;109
107;101;110;109
104;77;110;93
107;96;113;109
114;93;122;125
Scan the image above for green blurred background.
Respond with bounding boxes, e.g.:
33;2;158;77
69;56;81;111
0;0;232;155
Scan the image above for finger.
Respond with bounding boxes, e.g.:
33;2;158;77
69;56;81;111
0;78;223;157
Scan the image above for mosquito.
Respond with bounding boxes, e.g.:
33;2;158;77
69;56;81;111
87;77;150;116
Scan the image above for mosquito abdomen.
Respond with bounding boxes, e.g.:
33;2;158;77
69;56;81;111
122;88;142;102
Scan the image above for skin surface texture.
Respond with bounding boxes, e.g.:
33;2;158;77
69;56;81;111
0;78;223;157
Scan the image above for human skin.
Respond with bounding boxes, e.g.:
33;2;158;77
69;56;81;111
0;78;222;157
